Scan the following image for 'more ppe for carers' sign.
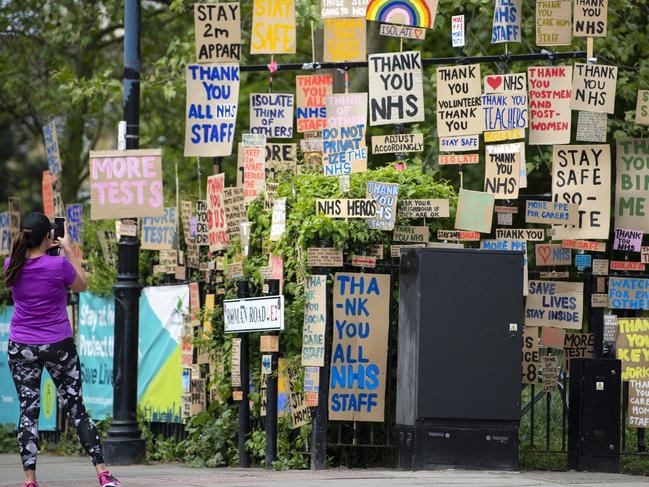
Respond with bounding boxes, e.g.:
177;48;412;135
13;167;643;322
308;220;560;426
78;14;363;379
223;295;284;333
89;149;163;220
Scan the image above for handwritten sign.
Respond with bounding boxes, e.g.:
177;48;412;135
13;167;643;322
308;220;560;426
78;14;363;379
576;110;607;142
496;228;544;241
452;14;465;47
250;93;294;138
251;0;296;54
289;370;311;428
535;243;572;266
398;199;449;218
437;230;480;241
8;197;20;241
571;63;617;114
522;326;539;384
436;64;483;136
0;213;10;256
296;74;333;133
66;203;83;249
323;125;367;175
552;144;611;240
491;0;521;43
393;225;429;243
243;146;265;204
329;273;390;422
270;197;286;241
439;153;479;165
642;246;649;264
563;332;594;371
635;90;649;125
194;3;241;63
542;355;559;392
369;51;424;126
616;318;649;380
222;187;244;240
307;247;344;267
610;261;646;272
365;0;438;28
304;366;320;406
526;200;577;225
302;275;327;366
42;170;54;217
484;143;521;199
573;0;607;37
206;174;228;251
526;280;583;329
326;92;367;128
561;239;606;252
380;23;426;40
439;134;479;152
536;0;572;46
455;189;494;233
324;18;366;62
141;207;177;251
321;0;368;18
616;139;649;233
482;92;528;132
614;228;643;252
223;295;284;333
195;200;209;245
371;134;423;154
89;149;163;220
628;379;649;428
316;199;377;218
528;66;572;145
43;120;62;175
366;181;399;231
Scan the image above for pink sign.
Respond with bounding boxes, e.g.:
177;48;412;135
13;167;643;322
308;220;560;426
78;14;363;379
613;228;643;252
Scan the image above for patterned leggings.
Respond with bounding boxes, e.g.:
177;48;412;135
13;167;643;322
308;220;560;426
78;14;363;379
8;338;104;471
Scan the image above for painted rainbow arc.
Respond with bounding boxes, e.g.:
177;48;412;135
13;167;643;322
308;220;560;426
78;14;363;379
366;0;433;29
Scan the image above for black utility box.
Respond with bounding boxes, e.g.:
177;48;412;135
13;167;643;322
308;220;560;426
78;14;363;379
397;248;525;470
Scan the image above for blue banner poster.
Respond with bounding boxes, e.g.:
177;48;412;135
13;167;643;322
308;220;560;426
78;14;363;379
0;306;58;430
78;285;189;422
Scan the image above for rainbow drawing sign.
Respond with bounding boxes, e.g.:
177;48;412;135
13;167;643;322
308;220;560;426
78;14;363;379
365;0;438;29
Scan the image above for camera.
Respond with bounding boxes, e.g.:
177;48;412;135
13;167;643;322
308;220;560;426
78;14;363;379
47;217;65;256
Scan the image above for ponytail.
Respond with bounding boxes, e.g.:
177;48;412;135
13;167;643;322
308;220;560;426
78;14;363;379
4;231;31;287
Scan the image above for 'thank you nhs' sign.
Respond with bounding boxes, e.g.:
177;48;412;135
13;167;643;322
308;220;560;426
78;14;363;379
223;295;284;333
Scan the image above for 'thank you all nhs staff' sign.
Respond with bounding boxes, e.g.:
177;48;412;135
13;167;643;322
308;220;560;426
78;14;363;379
223;295;284;333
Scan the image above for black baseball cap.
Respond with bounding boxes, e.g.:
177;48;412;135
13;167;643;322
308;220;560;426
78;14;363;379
21;212;52;236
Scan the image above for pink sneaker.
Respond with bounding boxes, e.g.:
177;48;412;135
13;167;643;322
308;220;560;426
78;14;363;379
24;483;38;487
98;471;122;487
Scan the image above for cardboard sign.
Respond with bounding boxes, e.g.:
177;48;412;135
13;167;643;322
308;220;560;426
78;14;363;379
66;203;84;250
307;247;344;267
302;275;327;366
439;153;479;165
326;92;367;128
603;313;618;342
616;318;649;380
329;273;390;422
484;143;521;199
365;0;438;28
316;199;377;218
195;200;209;246
368;51;424;126
635;90;649;125
526;280;584;329
194;3;241;63
321;0;368;18
561;239;606;252
43;120;62;175
628;379;649;428
393;225;429;243
439;134;479;152
296;74;333;133
576;110;607;142
610;261;646;272
498;212;513;226
251;0;296;54
437;230;480;241
528;66;572;145
41;170;54;217
223;295;284;333
289;369;311;428
351;255;377;267
96;230;117;266
243;146;265;203
398;199;449;218
89;149;163;220
455;189;494;234
391;244;426;257
535;243;572;266
573;0;607;37
564;332;594;371
366;181;399;231
551;144;611;240
591;293;608;307
541;326;566;348
184;64;239;157
614;228;643;252
223;187;245;241
249;93;294;139
616;139;649;233
436;64;483;136
323;125;367;175
304;366;320;407
266;143;296;175
324;18;366;62
372;134;423;154
536;0;572;46
526;200;577;225
270;197;286;241
642;246;649;264
571;63;617;114
522;326;539;384
495;205;518;214
8;197;20;241
379;23;426;40
452;14;465;47
484;128;525;143
206;174;229;251
482;92;528;132
592;258;609;275
181;200;194;244
141;207;177;251
496;228;545;241
576;253;593;269
491;0;521;43
540;271;570;279
231;337;242;387
541;355;559;392
0;213;10;256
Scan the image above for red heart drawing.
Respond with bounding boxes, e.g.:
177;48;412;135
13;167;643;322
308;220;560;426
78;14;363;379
486;76;502;91
537;245;552;264
414;30;422;39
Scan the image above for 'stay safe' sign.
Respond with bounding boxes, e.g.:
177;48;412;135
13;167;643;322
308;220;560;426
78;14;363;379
223;296;284;333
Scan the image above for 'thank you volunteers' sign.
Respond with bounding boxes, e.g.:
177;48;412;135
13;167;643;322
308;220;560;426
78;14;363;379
223;295;284;333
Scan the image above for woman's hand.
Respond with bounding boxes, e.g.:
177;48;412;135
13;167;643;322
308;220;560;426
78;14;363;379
57;232;72;253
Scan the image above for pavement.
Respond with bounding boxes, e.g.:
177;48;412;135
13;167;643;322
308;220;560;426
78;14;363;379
0;454;647;487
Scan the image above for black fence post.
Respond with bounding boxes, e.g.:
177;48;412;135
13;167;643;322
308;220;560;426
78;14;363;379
237;279;250;467
265;278;281;468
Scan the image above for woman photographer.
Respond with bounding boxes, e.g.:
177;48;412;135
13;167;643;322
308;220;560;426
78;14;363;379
3;213;121;487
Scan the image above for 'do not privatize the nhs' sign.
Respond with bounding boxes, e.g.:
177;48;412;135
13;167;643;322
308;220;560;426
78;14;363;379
223;295;284;333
